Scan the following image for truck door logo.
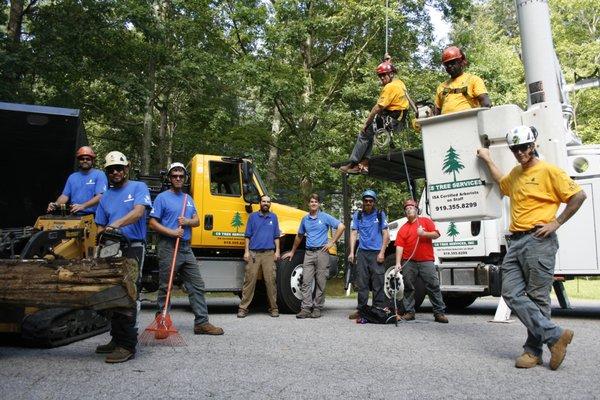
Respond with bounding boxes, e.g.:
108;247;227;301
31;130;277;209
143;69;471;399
230;212;244;232
433;221;478;249
212;212;245;238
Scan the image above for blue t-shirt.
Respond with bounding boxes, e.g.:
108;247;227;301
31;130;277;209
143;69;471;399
62;169;108;214
351;209;388;251
298;211;341;248
95;180;152;241
149;191;197;241
245;211;281;251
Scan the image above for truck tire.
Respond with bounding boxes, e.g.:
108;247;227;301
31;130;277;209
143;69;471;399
276;251;307;314
442;294;477;311
383;254;425;311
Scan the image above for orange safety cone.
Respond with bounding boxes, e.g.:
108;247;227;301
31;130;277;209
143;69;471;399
139;194;189;346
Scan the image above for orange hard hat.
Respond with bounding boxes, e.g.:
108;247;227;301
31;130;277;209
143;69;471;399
403;199;418;210
376;61;396;75
441;46;465;64
76;146;96;159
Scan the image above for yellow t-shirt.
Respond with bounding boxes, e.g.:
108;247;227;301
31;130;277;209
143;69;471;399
435;72;488;114
499;160;581;232
377;79;409;111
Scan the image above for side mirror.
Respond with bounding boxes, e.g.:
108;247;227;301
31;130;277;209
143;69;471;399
241;161;253;185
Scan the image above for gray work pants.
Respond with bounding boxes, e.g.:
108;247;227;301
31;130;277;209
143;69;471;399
355;250;386;309
501;232;563;356
349;115;401;164
401;260;446;314
157;238;209;325
301;249;330;311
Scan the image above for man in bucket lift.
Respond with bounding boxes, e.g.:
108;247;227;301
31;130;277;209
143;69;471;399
433;46;491;116
340;57;418;174
477;126;586;370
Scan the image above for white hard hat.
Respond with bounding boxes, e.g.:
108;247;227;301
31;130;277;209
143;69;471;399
506;125;537;147
104;151;128;168
167;162;187;175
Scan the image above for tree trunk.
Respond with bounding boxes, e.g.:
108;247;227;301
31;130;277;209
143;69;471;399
0;257;138;310
6;0;25;50
157;98;169;170
141;58;156;175
266;105;282;187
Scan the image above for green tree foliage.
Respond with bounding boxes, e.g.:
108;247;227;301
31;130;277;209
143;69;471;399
1;0;597;220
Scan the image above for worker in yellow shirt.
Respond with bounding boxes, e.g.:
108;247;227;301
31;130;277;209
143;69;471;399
340;58;417;174
477;126;586;370
434;46;491;115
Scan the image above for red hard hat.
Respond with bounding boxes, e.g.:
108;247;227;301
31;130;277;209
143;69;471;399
376;61;396;75
76;146;96;159
441;46;464;63
403;199;418;210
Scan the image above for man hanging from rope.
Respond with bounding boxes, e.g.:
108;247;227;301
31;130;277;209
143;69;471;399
340;56;418;174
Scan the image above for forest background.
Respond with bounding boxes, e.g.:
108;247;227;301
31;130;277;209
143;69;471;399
1;0;598;219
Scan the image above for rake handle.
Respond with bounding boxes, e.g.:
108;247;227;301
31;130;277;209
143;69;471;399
161;193;188;318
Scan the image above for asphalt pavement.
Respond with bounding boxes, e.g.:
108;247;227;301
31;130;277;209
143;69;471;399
2;297;600;400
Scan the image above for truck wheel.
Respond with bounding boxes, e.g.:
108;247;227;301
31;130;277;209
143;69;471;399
442;294;477;311
276;251;310;314
383;254;425;311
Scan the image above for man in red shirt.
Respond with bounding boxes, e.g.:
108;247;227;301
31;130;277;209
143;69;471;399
394;199;448;323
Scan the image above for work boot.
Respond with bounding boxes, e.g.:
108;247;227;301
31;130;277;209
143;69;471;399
95;340;117;354
348;310;360;320
194;322;224;335
434;313;449;323
311;309;322;318
339;163;359;174
237;308;248;318
296;309;312;319
105;347;135;364
269;309;280;318
515;352;542;369
401;312;415;321
549;329;574;370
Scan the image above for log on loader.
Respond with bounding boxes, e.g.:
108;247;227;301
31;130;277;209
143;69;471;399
0;103;134;347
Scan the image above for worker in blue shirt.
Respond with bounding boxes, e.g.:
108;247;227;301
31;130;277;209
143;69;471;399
47;146;107;215
284;193;345;319
348;190;389;319
237;194;281;318
149;162;223;335
94;150;152;364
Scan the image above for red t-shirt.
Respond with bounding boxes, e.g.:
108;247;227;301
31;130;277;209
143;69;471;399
394;217;438;261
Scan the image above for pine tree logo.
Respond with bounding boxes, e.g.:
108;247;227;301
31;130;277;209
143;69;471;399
442;146;465;182
446;221;459;241
231;212;244;232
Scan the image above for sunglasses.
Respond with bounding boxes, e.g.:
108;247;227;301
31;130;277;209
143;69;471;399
78;157;93;162
363;199;375;203
170;174;185;180
105;165;125;174
509;143;531;153
443;59;461;67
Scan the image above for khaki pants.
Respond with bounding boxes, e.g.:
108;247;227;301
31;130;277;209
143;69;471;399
301;249;330;311
239;250;278;312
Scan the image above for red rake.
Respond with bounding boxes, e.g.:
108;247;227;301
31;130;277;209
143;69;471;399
139;194;188;347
